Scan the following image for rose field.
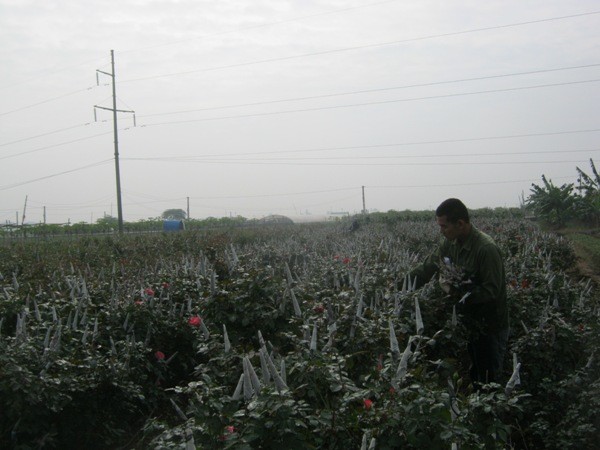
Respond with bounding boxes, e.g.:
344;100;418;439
0;211;598;449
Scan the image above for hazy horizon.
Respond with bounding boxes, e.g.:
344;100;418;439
2;1;599;225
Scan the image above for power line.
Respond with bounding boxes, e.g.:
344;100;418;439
7;64;593;156
5;125;598;164
191;187;357;200
0;175;578;216
126;158;595;167
0;122;97;148
5;75;596;160
123;189;186;202
183;176;579;201
139;78;600;127
370;176;577;189
0;86;102;117
122;10;600;83
126;147;600;163
121;0;402;53
28;195;115;209
0;4;398;105
127;128;600;160
0;131;114;161
0;159;112;191
1;56;108;91
139;63;600;118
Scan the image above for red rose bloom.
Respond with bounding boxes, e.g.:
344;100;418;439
144;288;155;296
154;350;165;360
363;398;373;410
188;316;202;327
225;425;235;434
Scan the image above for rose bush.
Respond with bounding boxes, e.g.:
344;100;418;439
0;213;597;449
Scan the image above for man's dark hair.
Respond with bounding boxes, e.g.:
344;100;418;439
436;198;470;224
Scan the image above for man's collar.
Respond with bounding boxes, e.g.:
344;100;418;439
450;224;476;250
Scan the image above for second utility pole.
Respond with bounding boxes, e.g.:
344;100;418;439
95;50;135;234
362;186;366;214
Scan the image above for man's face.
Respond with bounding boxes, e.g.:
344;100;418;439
436;215;463;241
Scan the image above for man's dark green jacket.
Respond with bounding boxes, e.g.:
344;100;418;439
409;226;509;333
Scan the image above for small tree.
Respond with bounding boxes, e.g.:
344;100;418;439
526;175;575;227
96;216;118;230
575;159;600;226
161;209;187;220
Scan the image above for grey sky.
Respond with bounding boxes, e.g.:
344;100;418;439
1;0;599;224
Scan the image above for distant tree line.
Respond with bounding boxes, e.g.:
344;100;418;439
2;205;533;239
0;215;250;238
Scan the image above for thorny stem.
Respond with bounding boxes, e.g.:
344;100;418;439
337;359;347;391
514;419;530;450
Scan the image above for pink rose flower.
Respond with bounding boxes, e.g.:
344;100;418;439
188;316;202;327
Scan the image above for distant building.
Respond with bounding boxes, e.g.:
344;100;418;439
326;211;350;221
258;214;294;225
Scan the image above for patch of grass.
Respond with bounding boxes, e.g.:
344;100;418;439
565;232;600;274
539;221;600;276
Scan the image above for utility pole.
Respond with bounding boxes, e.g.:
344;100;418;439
43;206;46;224
95;50;135;234
21;195;28;225
362;186;366;214
187;197;190;219
21;195;28;237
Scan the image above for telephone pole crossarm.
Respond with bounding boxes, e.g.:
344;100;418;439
94;105;135;114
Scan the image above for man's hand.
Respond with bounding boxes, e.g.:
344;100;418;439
439;275;452;294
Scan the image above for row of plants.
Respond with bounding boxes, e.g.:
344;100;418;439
0;207;525;239
0;214;598;449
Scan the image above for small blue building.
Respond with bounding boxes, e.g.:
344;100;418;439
163;220;185;232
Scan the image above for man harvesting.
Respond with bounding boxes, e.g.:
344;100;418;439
407;198;509;385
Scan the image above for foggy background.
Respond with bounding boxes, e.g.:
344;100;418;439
1;0;599;224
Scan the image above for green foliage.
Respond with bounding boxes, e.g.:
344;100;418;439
95;215;118;229
0;217;598;449
575;159;600;226
527;175;576;227
162;209;187;220
527;159;600;227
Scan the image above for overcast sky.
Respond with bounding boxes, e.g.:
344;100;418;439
1;0;599;224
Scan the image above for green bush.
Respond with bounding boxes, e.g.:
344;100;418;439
0;217;598;449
